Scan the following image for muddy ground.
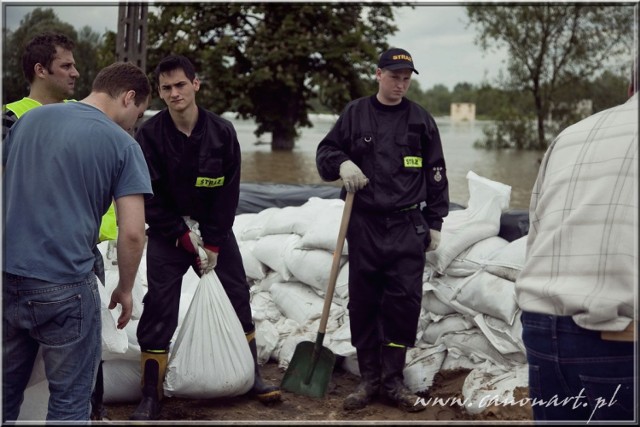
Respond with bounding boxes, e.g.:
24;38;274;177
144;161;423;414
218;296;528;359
103;362;533;424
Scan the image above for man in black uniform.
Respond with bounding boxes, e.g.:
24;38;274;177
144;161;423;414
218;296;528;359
130;55;280;420
316;48;449;412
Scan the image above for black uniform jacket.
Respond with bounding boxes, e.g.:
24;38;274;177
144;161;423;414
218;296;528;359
135;107;241;247
316;95;449;231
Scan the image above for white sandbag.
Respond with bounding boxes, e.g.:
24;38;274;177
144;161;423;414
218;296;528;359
260;197;329;236
416;307;430;343
462;363;529;415
252;270;284;292
473;313;525;355
446;236;510;277
327;318;356;357
483;235;527;282
270;281;342;326
427;276;480;318
169;268;200;345
453;270;519;325
273;316;303;341
238;239;268;280
335;262;350;300
284;243;347;295
274;330;315;369
239;207;280;241
252;233;300;281
164;271;254;399
341;353;360;376
97;276;129;358
422;283;458;316
254;319;280;364
423;314;475;345
299;198;350;254
250;288;283;323
103;359;143;404
305;308;345;336
426;171;510;274
115;319;142;361
404;345;447;393
441;329;517;367
441;352;485;372
233;213;258;240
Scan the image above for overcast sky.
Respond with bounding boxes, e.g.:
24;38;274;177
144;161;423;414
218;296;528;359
1;1;509;90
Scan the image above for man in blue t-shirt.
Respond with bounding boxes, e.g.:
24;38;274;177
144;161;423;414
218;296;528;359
2;61;153;422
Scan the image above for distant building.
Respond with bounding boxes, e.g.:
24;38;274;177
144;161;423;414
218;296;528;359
450;103;476;122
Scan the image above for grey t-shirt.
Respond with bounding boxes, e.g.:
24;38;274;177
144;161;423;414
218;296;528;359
3;101;153;282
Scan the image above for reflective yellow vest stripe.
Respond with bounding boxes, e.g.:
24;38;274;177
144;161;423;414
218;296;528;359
4;97;43;118
3;97;118;241
98;202;118;242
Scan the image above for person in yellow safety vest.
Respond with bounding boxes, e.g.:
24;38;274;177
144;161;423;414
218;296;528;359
2;32;117;249
2;31;115;421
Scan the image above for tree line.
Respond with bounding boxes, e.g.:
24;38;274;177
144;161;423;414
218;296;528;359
2;4;634;151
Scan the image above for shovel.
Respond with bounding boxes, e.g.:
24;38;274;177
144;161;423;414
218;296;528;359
280;191;354;398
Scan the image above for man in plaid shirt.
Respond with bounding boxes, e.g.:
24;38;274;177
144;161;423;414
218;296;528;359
516;48;638;421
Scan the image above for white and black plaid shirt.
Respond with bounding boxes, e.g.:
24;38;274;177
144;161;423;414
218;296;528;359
516;93;638;332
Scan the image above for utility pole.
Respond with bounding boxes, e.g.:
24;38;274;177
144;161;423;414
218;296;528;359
116;3;148;72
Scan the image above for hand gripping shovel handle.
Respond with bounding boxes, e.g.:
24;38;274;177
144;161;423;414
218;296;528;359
318;191;354;335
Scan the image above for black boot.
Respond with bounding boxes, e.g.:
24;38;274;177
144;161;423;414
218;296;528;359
343;348;381;411
247;332;282;404
380;345;425;412
130;351;167;420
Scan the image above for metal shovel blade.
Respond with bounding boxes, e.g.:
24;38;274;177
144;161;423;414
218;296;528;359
280;336;336;398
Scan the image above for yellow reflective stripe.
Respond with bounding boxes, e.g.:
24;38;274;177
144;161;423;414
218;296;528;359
403;156;422;168
98;202;118;242
4;98;43;118
385;342;406;348
195;176;225;188
4;98;75;117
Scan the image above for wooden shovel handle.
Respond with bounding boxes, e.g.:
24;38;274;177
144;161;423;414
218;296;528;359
318;191;354;334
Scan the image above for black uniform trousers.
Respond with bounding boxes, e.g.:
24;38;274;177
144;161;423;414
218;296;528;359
346;207;429;351
136;230;253;351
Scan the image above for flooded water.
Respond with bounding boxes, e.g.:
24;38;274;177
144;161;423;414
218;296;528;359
229;114;541;210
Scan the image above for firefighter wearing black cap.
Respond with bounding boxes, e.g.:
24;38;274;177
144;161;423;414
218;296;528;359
316;47;449;412
130;55;280;421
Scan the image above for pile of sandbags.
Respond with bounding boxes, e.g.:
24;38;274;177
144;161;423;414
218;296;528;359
235;171;530;413
18;171;531;420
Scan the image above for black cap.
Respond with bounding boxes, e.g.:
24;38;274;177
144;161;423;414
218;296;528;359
377;48;419;75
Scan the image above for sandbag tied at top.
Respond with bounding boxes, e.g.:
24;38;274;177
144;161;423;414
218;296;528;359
164;271;254;399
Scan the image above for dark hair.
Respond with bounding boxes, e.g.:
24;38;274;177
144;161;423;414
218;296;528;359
22;32;75;84
154;55;197;85
92;62;151;106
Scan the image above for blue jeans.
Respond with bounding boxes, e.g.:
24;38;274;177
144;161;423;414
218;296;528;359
2;272;102;421
521;311;635;422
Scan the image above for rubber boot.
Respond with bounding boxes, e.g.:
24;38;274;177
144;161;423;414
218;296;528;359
343;348;381;411
90;360;109;420
130;350;168;420
246;332;282;404
380;344;425;412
